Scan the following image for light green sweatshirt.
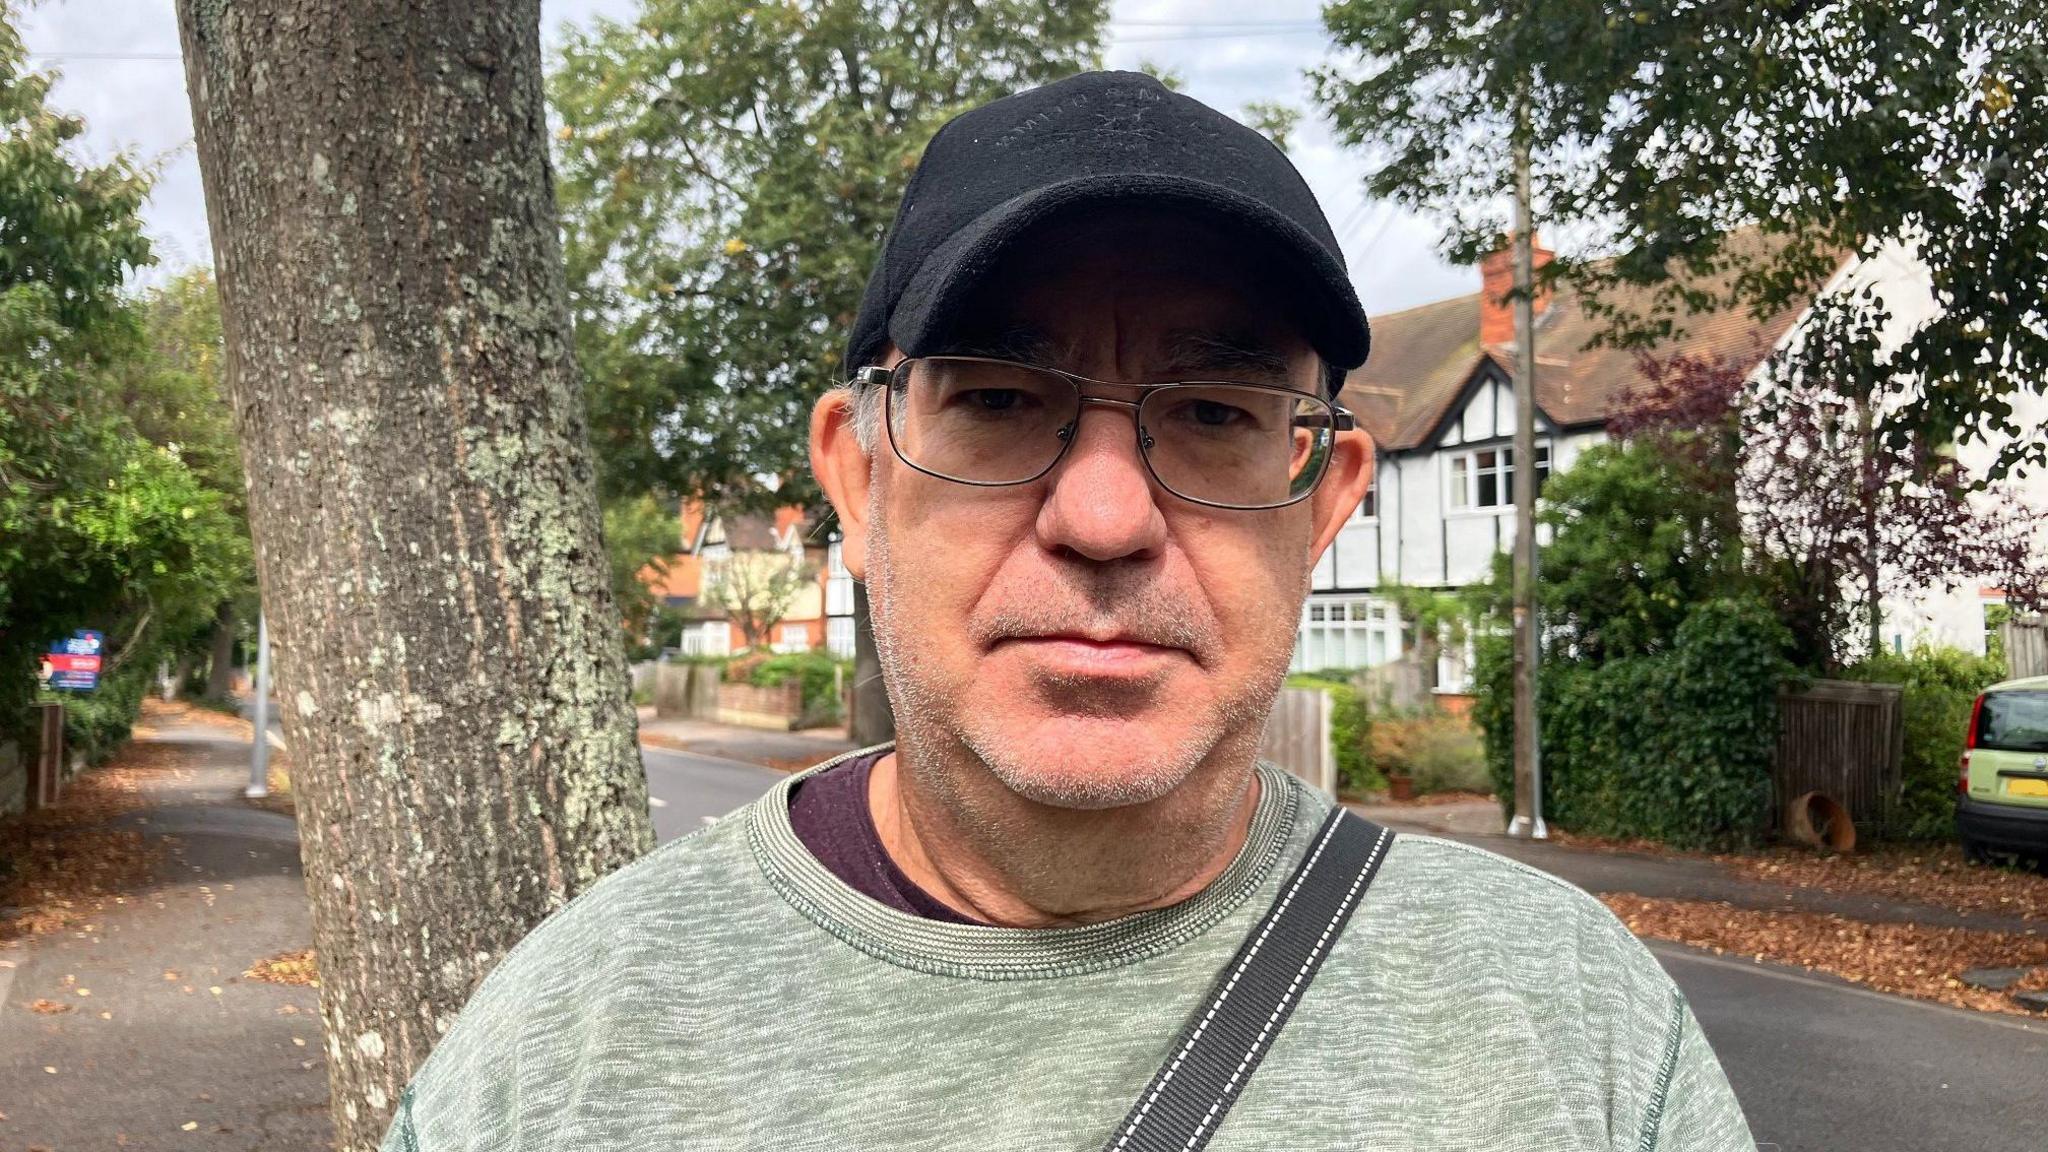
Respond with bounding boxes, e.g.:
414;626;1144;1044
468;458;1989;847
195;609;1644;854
384;755;1753;1151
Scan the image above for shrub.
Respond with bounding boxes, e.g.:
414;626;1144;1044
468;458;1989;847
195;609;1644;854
747;650;853;727
41;659;152;771
1476;595;1790;849
1282;673;1381;794
1843;646;2008;840
1371;710;1487;795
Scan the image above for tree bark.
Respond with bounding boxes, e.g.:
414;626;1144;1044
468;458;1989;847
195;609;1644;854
204;600;236;699
176;4;654;1148
1507;127;1546;839
850;582;895;745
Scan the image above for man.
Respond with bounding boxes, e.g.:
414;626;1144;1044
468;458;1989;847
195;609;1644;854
383;72;1752;1150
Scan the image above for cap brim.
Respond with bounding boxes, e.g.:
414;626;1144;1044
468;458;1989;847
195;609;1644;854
884;174;1370;394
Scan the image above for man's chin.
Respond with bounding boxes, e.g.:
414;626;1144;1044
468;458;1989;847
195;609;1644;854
962;714;1212;812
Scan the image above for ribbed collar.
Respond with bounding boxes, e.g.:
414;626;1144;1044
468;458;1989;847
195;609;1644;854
748;745;1303;981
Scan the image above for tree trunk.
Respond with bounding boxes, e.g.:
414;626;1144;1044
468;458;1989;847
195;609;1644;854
176;4;654;1148
850;582;895;745
204;600;237;699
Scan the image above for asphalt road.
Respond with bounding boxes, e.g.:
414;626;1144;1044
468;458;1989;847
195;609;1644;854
1658;943;2046;1152
641;743;786;842
641;758;2048;1152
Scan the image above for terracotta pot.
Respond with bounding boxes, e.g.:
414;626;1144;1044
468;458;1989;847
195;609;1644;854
1388;774;1415;802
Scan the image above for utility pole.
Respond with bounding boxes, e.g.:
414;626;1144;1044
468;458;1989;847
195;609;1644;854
246;611;270;798
1506;121;1547;840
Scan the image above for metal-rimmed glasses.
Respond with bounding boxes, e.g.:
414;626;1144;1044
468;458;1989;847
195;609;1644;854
852;356;1353;511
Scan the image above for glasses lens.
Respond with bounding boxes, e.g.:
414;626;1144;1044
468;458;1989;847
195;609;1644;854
889;358;1078;485
1140;385;1334;509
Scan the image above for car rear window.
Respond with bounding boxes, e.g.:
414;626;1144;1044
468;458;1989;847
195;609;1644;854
1978;690;2048;753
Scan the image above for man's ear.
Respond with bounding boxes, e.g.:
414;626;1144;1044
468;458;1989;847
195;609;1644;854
811;386;874;580
1307;428;1373;562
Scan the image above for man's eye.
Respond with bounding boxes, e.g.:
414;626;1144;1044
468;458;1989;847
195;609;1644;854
1190;400;1247;426
966;388;1026;411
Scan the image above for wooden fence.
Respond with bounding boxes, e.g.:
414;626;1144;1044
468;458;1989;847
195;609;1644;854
1772;679;1903;835
2004;614;2048;680
1260;686;1335;794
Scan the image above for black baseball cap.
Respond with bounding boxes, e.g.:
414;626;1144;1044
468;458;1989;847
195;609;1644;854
845;71;1371;395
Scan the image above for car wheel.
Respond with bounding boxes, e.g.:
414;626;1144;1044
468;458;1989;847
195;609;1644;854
1961;838;1992;866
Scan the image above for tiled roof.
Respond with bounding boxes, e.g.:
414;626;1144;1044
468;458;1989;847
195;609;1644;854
639;551;701;601
1343;249;1820;453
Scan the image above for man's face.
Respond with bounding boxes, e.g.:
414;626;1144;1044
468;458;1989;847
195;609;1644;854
822;212;1369;811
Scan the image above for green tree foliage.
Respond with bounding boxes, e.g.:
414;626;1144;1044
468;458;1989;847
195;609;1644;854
1240;100;1300;153
549;0;1109;511
1312;0;1623;265
1572;1;2048;479
1474;597;1791;849
1319;0;2048;479
1464;429;1786;845
0;13;247;739
602;491;681;632
1531;441;1745;663
118;270;256;656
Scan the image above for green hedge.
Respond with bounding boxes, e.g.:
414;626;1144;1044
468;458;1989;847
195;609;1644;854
1283;672;1382;794
1844;647;2007;841
1477;596;1789;849
746;651;852;727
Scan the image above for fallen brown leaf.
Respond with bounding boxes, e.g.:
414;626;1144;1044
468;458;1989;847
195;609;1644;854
0;739;176;942
28;998;73;1015
1603;893;2048;1016
244;948;318;987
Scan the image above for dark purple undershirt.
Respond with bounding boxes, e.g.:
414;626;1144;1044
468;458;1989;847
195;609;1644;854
786;752;980;924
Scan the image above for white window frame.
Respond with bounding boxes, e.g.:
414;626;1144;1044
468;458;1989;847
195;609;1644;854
1352;473;1378;522
1445;442;1550;513
1292;596;1401;672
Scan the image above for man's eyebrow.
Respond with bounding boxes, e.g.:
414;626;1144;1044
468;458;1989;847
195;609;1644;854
935;327;1061;366
1157;330;1294;382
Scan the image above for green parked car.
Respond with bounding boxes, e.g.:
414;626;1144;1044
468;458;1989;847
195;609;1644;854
1958;674;2048;867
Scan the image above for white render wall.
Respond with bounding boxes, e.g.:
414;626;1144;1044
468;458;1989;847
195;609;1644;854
1793;243;2048;659
1314;369;1604;594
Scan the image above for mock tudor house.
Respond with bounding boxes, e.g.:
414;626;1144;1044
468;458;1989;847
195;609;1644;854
1298;239;1806;687
1300;238;2048;686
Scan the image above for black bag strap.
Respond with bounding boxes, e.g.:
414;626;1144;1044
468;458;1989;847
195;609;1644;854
1102;806;1393;1152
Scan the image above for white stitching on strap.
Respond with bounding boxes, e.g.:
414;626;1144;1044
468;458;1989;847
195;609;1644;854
1111;814;1356;1150
1179;825;1389;1150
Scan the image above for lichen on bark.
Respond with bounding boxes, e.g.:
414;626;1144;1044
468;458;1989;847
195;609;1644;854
174;2;654;1148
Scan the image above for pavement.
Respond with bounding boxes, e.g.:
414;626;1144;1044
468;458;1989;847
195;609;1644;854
1351;798;2045;933
0;720;329;1151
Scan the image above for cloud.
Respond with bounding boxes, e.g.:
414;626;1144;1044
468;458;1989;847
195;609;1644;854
19;0;1473;313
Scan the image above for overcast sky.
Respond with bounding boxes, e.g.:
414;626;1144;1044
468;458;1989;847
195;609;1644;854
19;0;1472;316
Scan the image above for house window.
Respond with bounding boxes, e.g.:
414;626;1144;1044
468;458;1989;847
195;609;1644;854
1292;597;1401;672
1354;475;1378;520
826;615;856;659
1447;443;1550;510
773;623;809;654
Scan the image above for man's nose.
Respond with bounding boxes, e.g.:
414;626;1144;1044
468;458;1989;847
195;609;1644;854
1034;403;1169;562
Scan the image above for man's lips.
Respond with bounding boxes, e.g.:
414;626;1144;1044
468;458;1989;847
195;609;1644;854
992;634;1189;674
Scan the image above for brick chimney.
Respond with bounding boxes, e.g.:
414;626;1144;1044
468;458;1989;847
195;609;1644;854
1479;234;1555;348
